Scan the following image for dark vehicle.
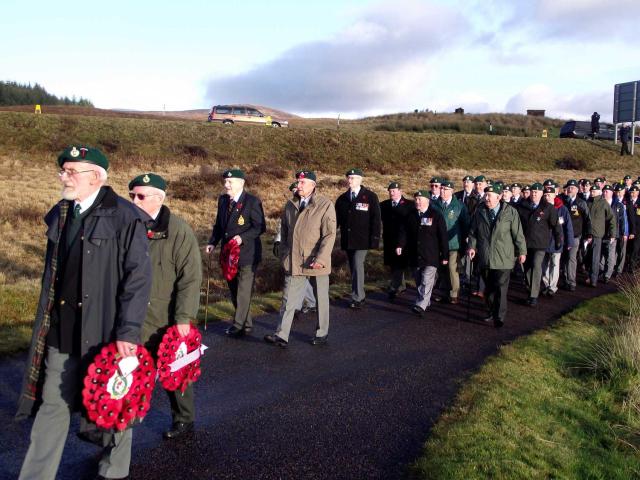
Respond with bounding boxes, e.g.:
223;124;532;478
207;105;289;128
560;120;615;140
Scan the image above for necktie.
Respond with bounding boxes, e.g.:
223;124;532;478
73;204;81;218
299;200;306;213
351;191;356;201
228;199;236;213
392;201;397;208
488;209;496;223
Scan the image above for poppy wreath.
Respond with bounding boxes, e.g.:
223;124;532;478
82;343;156;431
220;238;240;281
156;324;203;393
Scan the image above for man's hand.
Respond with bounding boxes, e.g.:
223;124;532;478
176;324;191;337
610;238;616;244
205;244;214;254
630;234;635;240
233;235;243;246
442;260;449;265
310;261;324;269
116;340;137;358
396;247;402;256
467;248;476;260
518;255;526;264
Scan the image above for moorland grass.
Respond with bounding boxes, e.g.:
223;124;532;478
410;292;640;479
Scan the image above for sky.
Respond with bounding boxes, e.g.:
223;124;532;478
1;0;638;120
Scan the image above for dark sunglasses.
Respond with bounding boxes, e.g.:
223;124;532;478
129;192;159;201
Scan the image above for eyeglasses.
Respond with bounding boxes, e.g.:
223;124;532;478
58;169;94;177
129;192;160;201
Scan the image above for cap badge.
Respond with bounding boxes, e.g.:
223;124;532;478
79;147;88;159
226;172;232;177
299;172;305;178
143;174;150;183
70;146;80;158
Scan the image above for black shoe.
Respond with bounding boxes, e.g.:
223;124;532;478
388;291;396;301
411;305;425;317
494;319;504;328
568;285;576;291
77;429;103;446
483;314;494;323
547;289;556;297
349;300;364;309
301;306;317;314
526;297;538;306
225;325;245;338
432;295;443;303
264;334;288;348
310;335;328;346
163;421;194;440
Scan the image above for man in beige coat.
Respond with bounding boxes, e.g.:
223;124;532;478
265;170;337;347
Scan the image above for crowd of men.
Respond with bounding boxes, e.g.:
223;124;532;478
15;144;639;479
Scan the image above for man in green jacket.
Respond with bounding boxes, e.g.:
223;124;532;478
467;184;527;328
129;173;203;439
586;184;616;286
436;180;470;304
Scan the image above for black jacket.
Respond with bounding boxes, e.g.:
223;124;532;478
517;199;562;250
209;190;266;266
561;194;592;238
380;196;414;267
398;206;449;268
629;198;640;237
335;186;382;250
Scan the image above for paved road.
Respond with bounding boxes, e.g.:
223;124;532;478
0;278;616;480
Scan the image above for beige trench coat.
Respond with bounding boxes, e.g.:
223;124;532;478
280;192;336;276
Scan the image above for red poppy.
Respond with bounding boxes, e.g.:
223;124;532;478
157;324;204;393
220;238;240;281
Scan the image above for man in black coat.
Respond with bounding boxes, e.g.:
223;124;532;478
206;169;266;336
620;123;632;156
591;111;600;139
627;186;640;270
17;146;152;480
397;190;449;316
561;179;592;291
380;181;414;300
335;168;381;308
516;182;562;306
455;175;475;206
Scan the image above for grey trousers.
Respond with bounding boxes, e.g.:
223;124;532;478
562;236;581;287
600;238;617;280
228;264;256;329
19;347;132;480
279;275;316;315
347;249;367;302
588;237;603;284
525;249;546;299
616;236;627;274
439;250;460;299
542;252;562;293
276;275;330;342
414;266;438;310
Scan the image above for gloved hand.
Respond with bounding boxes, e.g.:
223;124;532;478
273;241;280;258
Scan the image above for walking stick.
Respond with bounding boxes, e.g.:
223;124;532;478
466;254;473;322
203;250;214;331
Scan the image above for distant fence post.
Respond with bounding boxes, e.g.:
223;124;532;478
34;105;41;114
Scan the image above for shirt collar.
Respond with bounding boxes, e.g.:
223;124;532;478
74;188;101;215
350;187;361;197
232;190;243;203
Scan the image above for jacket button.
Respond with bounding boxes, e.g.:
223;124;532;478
60;300;65;305
84;294;89;299
77;302;82;308
87;250;91;254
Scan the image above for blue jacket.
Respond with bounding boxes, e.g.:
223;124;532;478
547;204;575;253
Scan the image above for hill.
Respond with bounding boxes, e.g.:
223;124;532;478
0;80;92;107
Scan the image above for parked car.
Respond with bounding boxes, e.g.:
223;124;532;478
559;120;615;140
207;105;289;128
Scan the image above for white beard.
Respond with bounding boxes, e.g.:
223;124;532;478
61;186;77;201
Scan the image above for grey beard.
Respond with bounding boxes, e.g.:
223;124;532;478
61;187;77;201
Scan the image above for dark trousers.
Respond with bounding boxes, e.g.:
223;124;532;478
228;264;256;329
524;249;546;298
621;141;631;156
482;268;511;322
168;384;195;423
586;237;603;284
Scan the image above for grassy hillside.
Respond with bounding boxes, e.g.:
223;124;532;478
0;111;630;174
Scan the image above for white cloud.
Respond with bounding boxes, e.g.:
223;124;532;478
204;0;468;113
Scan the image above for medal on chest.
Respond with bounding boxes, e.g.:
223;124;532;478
238;215;245;226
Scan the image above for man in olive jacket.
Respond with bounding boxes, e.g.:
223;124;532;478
17;146;151;480
265;170;336;347
468;184;527;328
586;185;616;286
129;173;202;440
335;168;381;309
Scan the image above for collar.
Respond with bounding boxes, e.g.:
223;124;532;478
350;187;361;197
147;205;170;239
74;188;101;215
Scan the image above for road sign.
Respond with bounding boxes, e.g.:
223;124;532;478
613;81;640;123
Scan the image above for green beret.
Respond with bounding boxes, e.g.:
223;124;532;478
511;183;522;189
57;145;109;170
223;169;245;179
296;170;316;182
388;181;401;190
462;175;474;182
564;179;579;188
503;185;512;192
614;183;625;192
593;177;604;184
630;186;639;192
429;176;442;184
580;178;591;185
289;182;298;192
474;175;486;183
624;175;632;180
484;184;503;194
530;182;544;191
522;185;531;192
129;173;167;191
602;185;613;192
346;168;364;177
543;186;555;194
414;189;430;198
441;180;454;189
590;185;601;192
542;179;555;187
493;180;504;188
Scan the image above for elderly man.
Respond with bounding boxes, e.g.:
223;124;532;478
429;176;442;201
517;182;562;306
335;168;381;309
541;185;574;296
206;169;266;337
380;181;414;300
17;146;151;480
436;180;469;304
627;186;640;270
601;185;625;282
128;173;202;440
468;184;527;328
265;170;336;347
397;190;449;316
561;179;592;291
455;175;475;206
586;185;616;286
